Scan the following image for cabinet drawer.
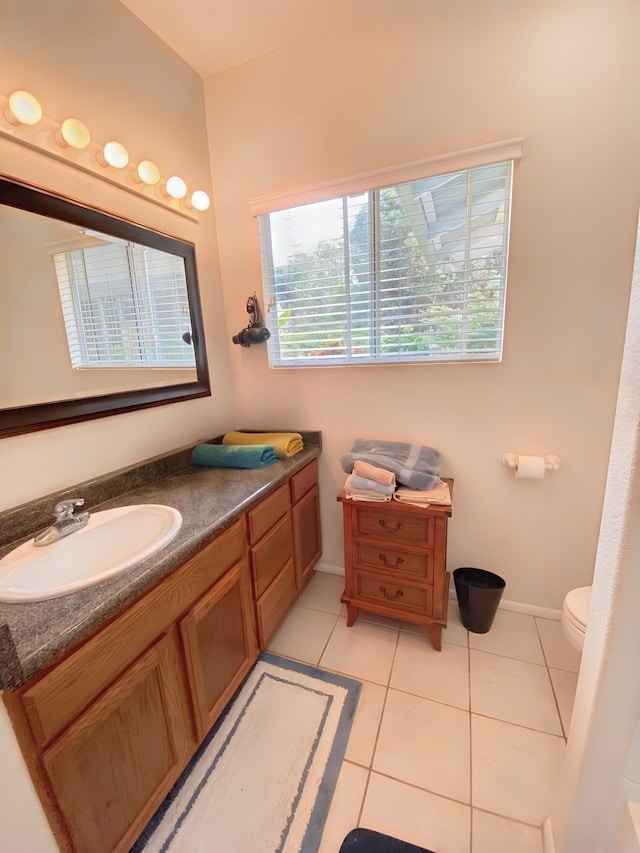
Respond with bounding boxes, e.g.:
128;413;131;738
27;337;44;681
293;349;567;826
247;483;291;545
354;542;433;582
355;507;434;547
290;459;318;504
355;573;433;615
251;513;294;598
256;558;297;648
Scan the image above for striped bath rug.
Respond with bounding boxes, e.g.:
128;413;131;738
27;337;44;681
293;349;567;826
132;652;361;853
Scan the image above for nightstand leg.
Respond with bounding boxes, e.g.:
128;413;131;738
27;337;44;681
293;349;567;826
345;604;359;627
428;624;443;651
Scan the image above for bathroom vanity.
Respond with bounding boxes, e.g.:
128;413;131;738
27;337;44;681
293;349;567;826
0;439;321;853
338;480;453;651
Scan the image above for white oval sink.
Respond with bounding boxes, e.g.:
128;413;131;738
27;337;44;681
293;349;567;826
0;504;182;603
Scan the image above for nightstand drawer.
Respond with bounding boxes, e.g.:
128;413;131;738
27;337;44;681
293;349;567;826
355;507;434;547
355;573;433;614
354;542;433;582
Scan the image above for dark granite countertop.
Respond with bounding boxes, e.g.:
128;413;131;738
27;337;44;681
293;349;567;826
0;432;321;692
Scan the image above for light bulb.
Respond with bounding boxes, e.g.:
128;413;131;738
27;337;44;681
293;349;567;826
57;118;91;149
190;190;210;211
165;175;187;199
136;160;160;185
99;141;129;169
5;90;43;126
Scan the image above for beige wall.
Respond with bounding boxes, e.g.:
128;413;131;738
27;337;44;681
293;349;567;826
0;0;234;510
205;0;640;609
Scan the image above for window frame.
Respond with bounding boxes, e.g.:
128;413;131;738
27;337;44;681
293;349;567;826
252;138;522;369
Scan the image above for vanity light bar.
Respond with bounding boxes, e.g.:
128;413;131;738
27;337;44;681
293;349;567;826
0;89;211;215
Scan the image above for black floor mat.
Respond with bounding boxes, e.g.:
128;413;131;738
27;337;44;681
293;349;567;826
339;828;436;853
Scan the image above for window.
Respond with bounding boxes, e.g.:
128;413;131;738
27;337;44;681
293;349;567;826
53;239;196;369
257;152;516;367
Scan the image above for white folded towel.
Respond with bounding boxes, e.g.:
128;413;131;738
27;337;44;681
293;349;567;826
392;481;451;507
344;474;393;502
350;473;396;496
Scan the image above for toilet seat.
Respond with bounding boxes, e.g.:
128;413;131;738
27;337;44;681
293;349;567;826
561;585;591;652
564;586;591;628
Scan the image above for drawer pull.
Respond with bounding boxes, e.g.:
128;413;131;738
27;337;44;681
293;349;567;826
378;554;405;568
379;586;404;601
378;520;404;533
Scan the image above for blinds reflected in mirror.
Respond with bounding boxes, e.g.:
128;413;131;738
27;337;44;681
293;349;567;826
53;239;196;369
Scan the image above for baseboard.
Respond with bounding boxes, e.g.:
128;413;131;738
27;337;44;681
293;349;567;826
446;583;561;620
496;598;561;621
315;562;345;577
316;564;561;619
542;818;556;853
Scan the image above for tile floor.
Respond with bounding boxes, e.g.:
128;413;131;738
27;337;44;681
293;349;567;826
266;571;583;853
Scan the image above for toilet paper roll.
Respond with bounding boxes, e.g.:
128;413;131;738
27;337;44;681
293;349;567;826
515;455;546;479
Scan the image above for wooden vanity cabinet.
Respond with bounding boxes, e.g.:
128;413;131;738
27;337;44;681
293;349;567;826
41;629;192;853
247;460;322;648
248;482;297;648
181;559;257;740
338;479;453;651
291;459;322;589
4;520;257;853
3;458;322;853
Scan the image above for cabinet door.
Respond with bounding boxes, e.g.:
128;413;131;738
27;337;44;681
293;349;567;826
41;631;194;853
292;484;322;589
180;560;258;740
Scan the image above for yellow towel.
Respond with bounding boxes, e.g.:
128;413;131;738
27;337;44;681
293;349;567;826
222;431;303;459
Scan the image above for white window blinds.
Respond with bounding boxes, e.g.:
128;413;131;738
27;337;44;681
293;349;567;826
53;241;196;369
255;141;519;367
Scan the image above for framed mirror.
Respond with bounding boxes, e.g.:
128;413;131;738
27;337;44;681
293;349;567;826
0;176;210;438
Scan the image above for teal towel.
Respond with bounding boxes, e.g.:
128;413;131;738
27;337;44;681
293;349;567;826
191;443;277;469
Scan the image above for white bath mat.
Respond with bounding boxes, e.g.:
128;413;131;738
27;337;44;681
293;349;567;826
133;652;361;853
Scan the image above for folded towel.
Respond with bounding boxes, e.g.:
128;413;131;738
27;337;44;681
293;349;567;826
192;443;277;469
341;439;441;490
353;460;396;486
222;431;303;459
393;481;451;507
350;473;396;496
344;474;393;502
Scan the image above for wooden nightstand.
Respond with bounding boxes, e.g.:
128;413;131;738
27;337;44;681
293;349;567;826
337;479;453;651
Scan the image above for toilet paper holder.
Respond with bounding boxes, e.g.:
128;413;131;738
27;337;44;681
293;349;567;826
502;452;561;471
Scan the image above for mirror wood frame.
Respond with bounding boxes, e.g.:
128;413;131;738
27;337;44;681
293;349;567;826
0;176;211;439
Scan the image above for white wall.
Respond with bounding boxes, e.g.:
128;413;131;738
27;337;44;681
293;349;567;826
204;0;640;609
0;0;234;510
549;212;640;851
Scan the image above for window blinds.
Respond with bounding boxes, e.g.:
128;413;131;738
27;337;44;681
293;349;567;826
257;150;517;367
54;242;195;369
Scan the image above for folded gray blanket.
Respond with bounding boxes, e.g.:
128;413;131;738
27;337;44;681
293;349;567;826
341;439;441;490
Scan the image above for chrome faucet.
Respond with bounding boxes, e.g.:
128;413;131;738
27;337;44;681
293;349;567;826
33;498;91;547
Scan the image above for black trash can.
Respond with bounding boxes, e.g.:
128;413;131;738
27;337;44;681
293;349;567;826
453;567;505;633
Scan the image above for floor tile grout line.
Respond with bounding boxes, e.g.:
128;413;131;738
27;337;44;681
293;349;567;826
314;611;342;667
355;678;391;827
355;625;401;828
279;575;573;847
533;616;571;741
365;768;473;812
467;635;473;852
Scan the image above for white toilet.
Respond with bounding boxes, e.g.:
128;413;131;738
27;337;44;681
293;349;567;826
561;585;592;652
